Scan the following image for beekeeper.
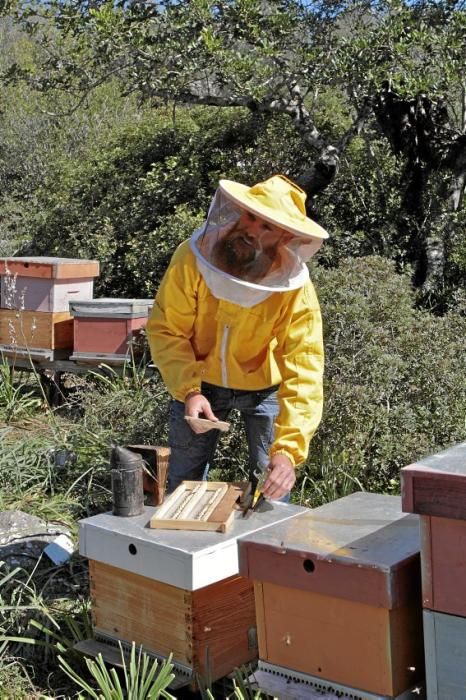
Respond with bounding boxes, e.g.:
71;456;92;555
147;174;328;498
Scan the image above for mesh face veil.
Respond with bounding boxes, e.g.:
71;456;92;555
190;189;324;306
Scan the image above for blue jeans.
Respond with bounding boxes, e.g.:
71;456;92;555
167;382;280;493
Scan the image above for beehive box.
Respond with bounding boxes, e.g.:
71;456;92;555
0;256;100;280
70;299;153;360
401;441;466;616
401;441;466;521
423;609;466;699
238;492;424;699
1;277;95;313
79;501;307;685
419;515;466;617
0;309;73;357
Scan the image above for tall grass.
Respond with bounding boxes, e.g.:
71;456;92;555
0;356;42;423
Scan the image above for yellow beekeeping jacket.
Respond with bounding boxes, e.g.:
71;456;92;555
147;240;324;467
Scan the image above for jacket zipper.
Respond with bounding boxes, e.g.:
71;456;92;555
220;324;230;387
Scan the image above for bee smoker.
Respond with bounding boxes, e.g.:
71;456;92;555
110;445;145;517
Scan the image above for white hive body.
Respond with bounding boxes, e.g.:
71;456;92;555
79;501;307;590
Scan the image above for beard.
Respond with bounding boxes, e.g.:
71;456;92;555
211;235;276;282
223;235;256;265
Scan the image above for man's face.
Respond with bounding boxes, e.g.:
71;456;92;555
212;211;291;281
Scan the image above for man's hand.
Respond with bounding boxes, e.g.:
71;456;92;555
262;454;296;500
185;392;218;433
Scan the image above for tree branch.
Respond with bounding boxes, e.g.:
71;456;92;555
336;96;373;155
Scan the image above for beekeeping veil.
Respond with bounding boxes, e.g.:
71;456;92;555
190;174;329;307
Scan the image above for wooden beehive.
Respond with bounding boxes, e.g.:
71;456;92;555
401;441;466;617
89;561;255;682
69;299;153;360
79;501;307;686
0;256;100;280
0;257;99;358
0;309;73;353
423;609;466;699
1;276;95;313
401;441;466;522
238;492;424;698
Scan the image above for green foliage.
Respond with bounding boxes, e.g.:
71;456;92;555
0;424;84;528
316;127;466;310
23;106;300;296
336;0;466;98
229;667;264;700
0;357;42;422
59;643;175;699
11;1;465;111
71;367;170;453
297;448;365;508
0;427;58;494
0;14;142;256
24;106;205;294
317;133;403;265
304;256;466;499
0;656;37;699
2;2;466;304
0;559;97;695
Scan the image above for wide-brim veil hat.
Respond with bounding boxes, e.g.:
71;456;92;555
218;174;328;240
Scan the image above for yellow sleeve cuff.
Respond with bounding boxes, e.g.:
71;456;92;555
269;449;297;468
184;386;202;401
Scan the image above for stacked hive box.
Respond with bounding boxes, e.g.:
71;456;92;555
401;441;466;699
238;492;425;699
78;501;307;688
0;257;99;360
69;299;153;363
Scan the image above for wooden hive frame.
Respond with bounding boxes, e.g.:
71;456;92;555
127;445;170;506
149;481;248;533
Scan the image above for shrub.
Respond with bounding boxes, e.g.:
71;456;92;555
304;256;466;501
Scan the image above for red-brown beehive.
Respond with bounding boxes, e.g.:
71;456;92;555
401;440;466;697
239;491;424;698
69;298;153;362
